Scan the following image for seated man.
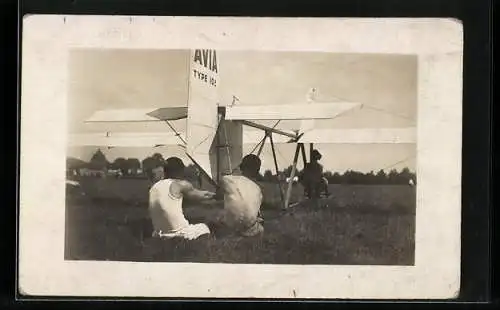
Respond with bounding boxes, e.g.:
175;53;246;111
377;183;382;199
301;149;327;199
213;154;264;237
148;157;216;241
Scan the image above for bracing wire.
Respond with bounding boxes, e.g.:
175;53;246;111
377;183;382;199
275;147;289;169
362;104;416;122
307;94;417;174
378;153;417;172
323;94;416;123
192;134;212;151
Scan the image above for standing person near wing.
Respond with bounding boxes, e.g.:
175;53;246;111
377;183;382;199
210;154;265;237
148;157;216;241
301;149;328;200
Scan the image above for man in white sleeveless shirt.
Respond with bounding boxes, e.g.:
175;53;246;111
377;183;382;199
149;157;216;240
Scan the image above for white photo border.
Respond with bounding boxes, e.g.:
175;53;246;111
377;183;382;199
19;16;463;299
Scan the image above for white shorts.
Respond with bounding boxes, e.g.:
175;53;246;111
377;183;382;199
152;223;211;241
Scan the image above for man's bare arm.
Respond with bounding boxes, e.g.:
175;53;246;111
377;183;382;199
177;180;216;201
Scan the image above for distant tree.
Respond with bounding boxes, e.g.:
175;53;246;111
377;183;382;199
376;169;388;184
328;172;341;184
399;167;412;184
342;170;353;184
141;157;156;176
355;171;365;184
365;170;376;184
66;157;87;176
387;169;399;184
142;153;165;177
151;153;164;163
126;158;141;175
89;149;109;170
141;157;155;178
113;157;128;175
304;167;416;185
107;161;116;170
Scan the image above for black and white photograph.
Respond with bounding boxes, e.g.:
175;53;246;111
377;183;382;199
19;16;463;299
65;49;417;266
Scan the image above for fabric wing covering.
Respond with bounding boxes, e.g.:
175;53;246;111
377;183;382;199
85;107;187;122
224;102;362;120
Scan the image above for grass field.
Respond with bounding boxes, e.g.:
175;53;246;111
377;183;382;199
65;178;415;265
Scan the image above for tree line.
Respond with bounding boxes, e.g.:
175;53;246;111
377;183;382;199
67;149;416;185
260;166;416;185
67;149;200;180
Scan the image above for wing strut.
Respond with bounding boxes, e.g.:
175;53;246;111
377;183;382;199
256;132;270;157
164;120;186;145
284;144;301;209
269;133;285;209
240;120;297;140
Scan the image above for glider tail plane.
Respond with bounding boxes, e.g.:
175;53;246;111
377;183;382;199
186;49;220;183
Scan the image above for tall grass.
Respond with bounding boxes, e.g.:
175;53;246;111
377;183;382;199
65;181;415;265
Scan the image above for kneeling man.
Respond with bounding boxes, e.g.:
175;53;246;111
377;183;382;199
217;154;264;237
149;157;216;240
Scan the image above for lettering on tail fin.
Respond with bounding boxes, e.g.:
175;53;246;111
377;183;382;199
187;49;220;180
193;49;218;86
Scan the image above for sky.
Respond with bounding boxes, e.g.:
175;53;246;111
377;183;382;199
67;49;417;173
